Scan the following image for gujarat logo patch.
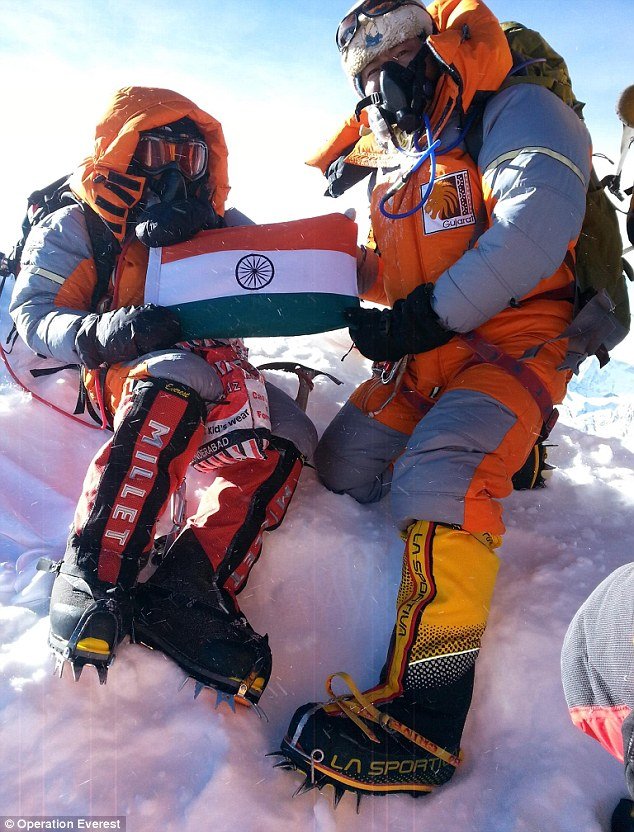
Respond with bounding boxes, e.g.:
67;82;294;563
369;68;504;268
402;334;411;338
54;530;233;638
421;170;475;235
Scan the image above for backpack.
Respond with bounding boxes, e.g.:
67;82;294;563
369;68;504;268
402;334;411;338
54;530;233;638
466;22;631;362
0;177;121;430
7;175;119;311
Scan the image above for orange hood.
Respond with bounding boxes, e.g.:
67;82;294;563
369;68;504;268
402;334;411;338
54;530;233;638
69;86;230;243
308;0;512;171
425;0;512;133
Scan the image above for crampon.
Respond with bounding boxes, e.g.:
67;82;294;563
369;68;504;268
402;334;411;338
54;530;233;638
135;628;271;717
39;558;131;684
173;669;269;719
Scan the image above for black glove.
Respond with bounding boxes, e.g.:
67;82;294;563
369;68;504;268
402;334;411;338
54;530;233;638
324;155;372;198
135;198;220;248
75;304;182;368
344;283;455;362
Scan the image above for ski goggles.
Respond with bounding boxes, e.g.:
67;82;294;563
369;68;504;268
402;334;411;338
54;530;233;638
336;0;421;52
133;135;208;180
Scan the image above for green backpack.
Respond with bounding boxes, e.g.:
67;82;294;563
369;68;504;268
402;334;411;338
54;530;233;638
485;22;630;357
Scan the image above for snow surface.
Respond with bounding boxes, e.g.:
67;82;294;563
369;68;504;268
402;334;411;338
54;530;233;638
1;272;633;832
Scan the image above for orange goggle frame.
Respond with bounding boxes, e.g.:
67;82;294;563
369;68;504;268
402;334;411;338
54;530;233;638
133;135;208;180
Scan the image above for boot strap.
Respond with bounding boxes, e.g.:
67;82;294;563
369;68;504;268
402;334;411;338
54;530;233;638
325;671;462;769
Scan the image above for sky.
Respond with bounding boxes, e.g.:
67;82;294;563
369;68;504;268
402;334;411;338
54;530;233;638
0;0;632;250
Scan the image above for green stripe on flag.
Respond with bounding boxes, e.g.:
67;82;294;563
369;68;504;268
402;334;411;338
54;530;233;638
171;293;360;339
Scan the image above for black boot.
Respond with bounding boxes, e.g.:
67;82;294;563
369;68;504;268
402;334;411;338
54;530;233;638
47;538;137;683
133;532;272;705
47;377;206;682
279;669;473;798
612;799;634;832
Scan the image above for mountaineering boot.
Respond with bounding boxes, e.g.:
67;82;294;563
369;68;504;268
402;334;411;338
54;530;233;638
134;436;304;705
48;541;136;683
512;438;553;490
278;521;501;798
133;535;273;704
280;670;471;797
48;377;206;681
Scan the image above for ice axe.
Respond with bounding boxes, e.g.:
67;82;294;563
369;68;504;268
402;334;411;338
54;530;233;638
258;362;343;412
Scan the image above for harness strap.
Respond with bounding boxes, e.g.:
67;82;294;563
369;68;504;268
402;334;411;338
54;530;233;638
399;385;436;417
524;280;576;304
460;330;558;435
379;330;559;438
0;338;105;431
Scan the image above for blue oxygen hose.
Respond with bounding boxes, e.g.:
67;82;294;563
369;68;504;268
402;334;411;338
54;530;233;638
379;115;439;220
378;109;478;221
377;60;547;222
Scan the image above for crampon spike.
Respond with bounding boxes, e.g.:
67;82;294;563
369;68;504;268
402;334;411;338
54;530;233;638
193;681;205;700
214;690;235;711
70;662;83;682
356;793;363;814
53;656;65;679
265;751;287;760
249;701;268;721
273;760;297;771
177;676;189;692
333;785;345;809
95;665;108;685
292;775;315;798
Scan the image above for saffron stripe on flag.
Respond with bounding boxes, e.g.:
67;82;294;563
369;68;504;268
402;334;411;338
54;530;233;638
159;213;357;265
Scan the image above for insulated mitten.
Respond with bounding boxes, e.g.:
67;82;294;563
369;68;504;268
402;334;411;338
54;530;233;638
135;198;220;248
345;283;454;362
75;304;182;368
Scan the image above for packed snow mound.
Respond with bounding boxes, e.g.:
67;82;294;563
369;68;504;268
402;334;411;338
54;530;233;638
1;274;633;830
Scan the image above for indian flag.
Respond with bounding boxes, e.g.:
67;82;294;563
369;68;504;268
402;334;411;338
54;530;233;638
144;213;359;339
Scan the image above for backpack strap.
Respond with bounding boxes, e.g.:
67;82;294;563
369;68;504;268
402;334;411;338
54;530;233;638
82;204;121;310
10;176;120;311
462;90;495;165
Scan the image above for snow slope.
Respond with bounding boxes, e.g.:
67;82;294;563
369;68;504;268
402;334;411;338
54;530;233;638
1;274;633;832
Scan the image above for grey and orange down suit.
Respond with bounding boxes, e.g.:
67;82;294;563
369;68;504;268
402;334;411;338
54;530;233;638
311;0;592;707
9;87;317;610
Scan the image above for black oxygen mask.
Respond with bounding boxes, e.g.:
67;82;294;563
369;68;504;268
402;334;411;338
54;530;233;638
355;44;436;134
146;165;188;204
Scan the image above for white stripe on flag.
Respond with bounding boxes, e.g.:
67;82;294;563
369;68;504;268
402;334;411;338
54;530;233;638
145;247;356;307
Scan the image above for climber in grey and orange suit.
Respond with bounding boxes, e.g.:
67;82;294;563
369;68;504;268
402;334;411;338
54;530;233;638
279;0;593;796
10;86;317;702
